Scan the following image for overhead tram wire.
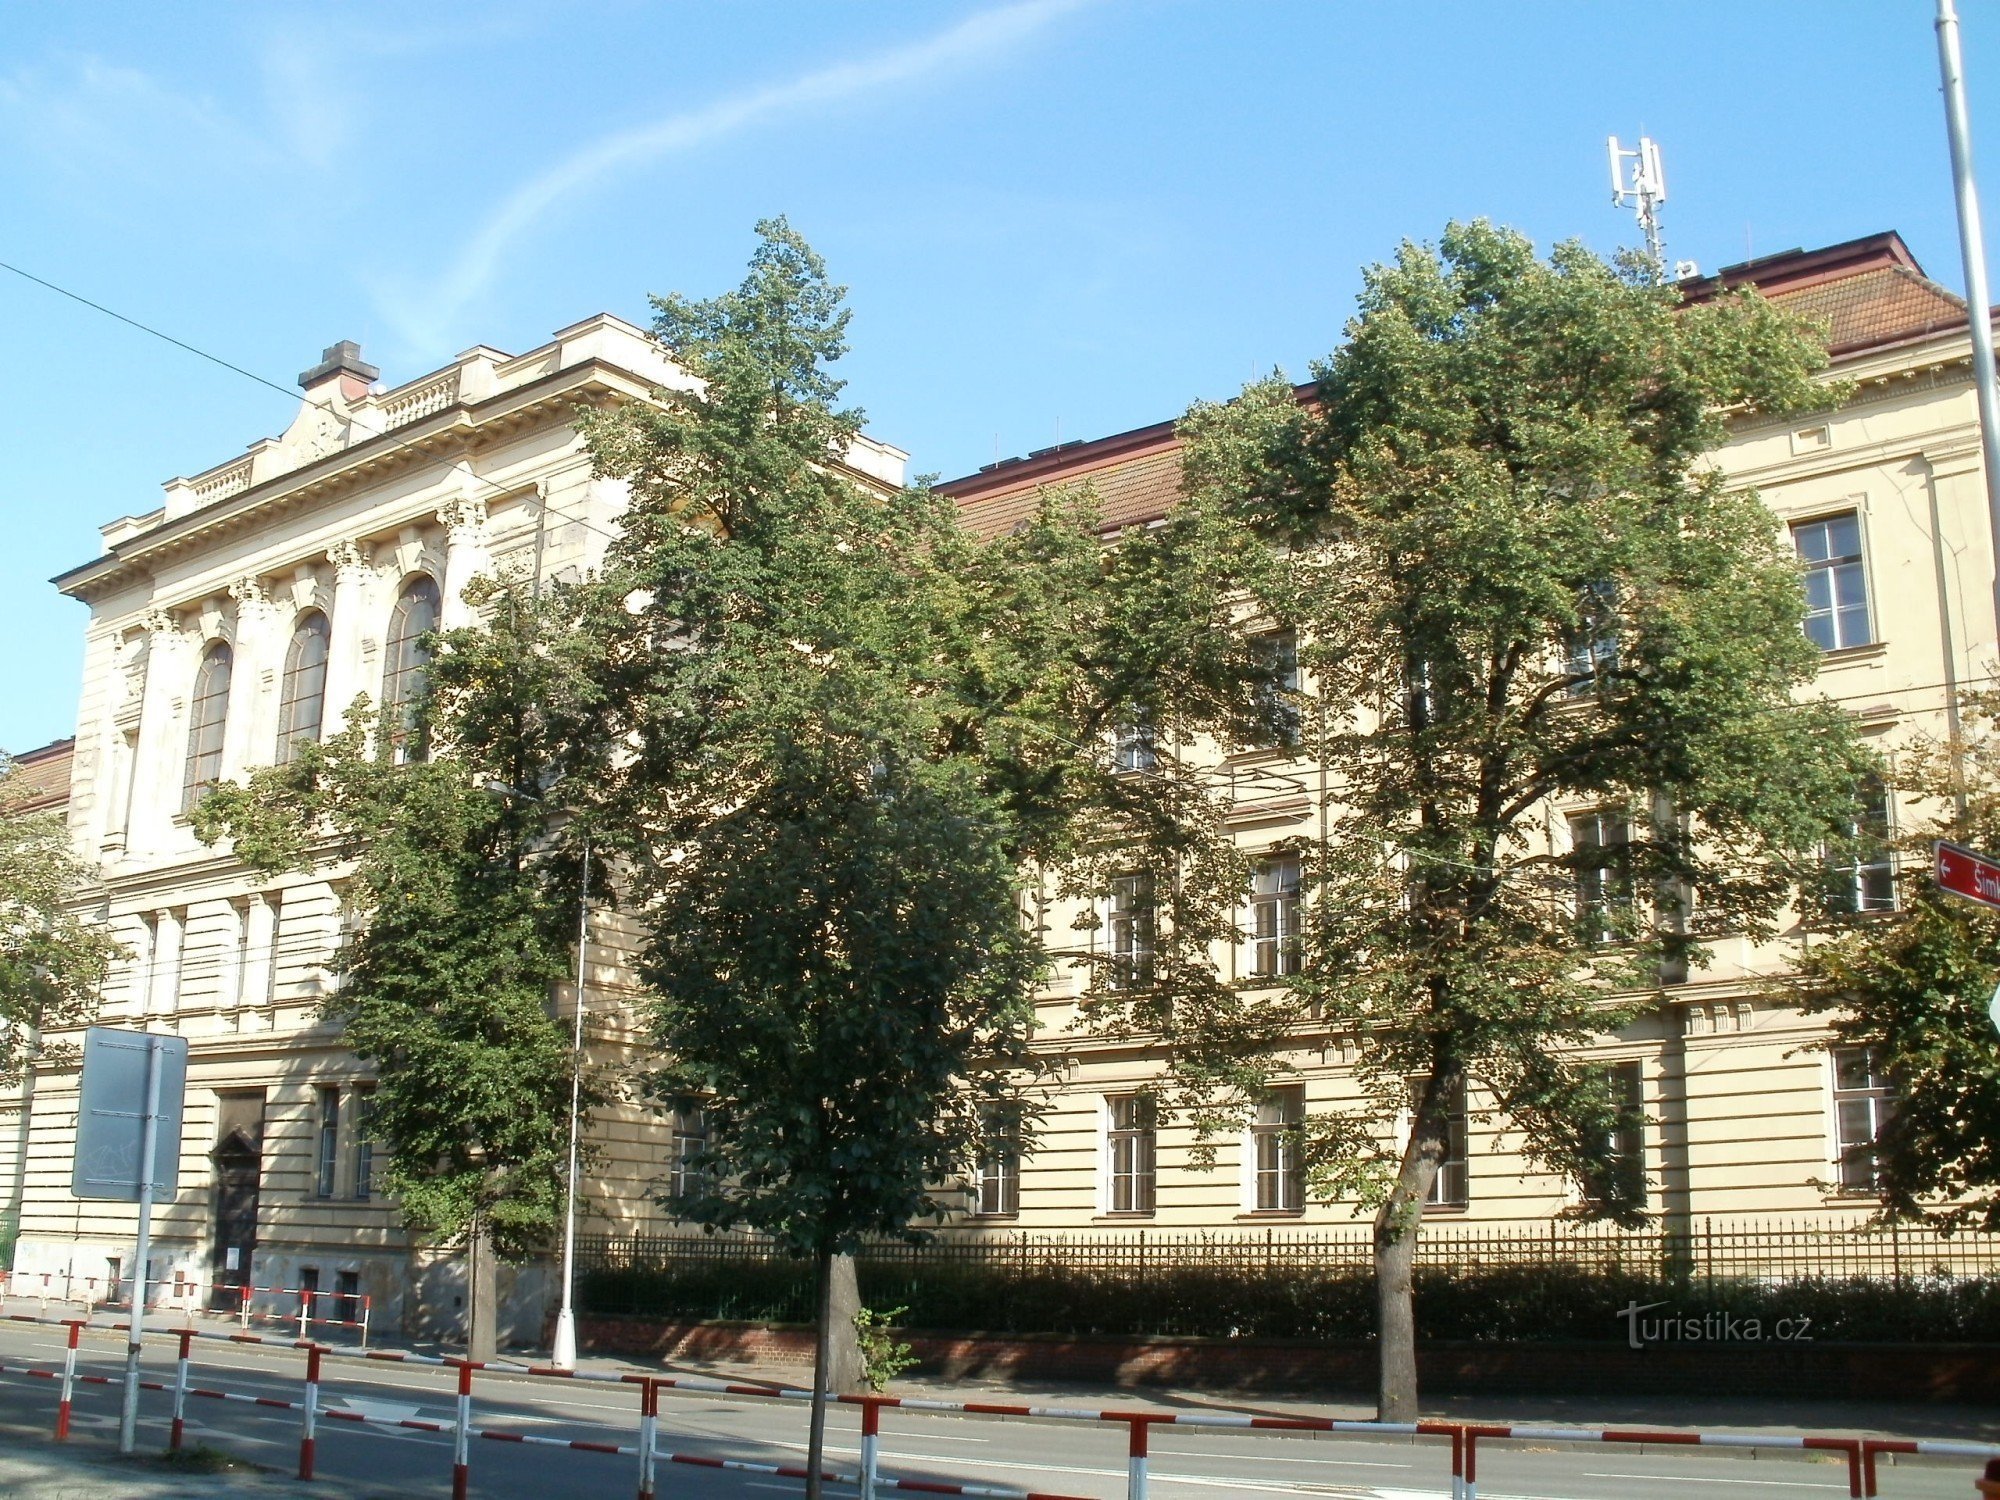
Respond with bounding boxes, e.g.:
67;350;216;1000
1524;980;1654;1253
0;255;631;552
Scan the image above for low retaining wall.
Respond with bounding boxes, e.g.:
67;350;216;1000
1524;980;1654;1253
575;1316;2000;1404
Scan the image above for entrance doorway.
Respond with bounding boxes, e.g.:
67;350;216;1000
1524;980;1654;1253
209;1128;260;1311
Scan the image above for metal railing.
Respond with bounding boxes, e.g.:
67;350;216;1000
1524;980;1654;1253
576;1217;2000;1331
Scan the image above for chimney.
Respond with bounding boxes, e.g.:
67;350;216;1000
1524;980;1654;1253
298;340;380;404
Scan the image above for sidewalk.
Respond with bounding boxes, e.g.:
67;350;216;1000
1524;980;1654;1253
0;1443;383;1500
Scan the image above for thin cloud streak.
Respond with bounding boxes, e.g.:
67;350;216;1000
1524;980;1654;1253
406;0;1092;347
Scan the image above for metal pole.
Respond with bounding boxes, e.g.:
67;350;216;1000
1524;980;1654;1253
118;1034;163;1454
1938;0;2000;647
551;838;590;1371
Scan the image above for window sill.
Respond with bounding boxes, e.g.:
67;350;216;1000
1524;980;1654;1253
1237;1210;1305;1221
966;1211;1020;1222
1094;1212;1157;1221
1815;640;1888;666
1422;1202;1468;1216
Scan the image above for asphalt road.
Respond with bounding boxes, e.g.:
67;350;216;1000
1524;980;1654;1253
0;1317;1981;1500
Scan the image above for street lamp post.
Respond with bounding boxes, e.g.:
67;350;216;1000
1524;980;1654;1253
484;778;588;1371
551;836;589;1371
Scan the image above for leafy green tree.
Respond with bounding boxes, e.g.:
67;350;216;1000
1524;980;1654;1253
194;583;594;1360
574;220;1261;1493
1177;222;1871;1418
0;754;121;1084
1;753;123;1255
1797;694;2000;1231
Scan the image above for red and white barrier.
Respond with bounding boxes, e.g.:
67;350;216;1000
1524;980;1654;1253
233;1283;372;1345
1464;1422;1865;1500
1861;1437;2000;1496
1;1308;1990;1500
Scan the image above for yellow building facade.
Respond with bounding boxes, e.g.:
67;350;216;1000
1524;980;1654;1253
5;230;1992;1336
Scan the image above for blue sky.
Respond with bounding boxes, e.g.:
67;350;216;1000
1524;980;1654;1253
3;1;1998;752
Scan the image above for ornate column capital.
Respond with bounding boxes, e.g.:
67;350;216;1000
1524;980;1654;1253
326;538;373;579
437;495;488;536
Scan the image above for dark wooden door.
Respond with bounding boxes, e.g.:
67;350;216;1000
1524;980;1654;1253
209;1135;260;1311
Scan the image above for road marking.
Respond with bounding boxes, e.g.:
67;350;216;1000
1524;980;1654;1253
1583;1473;1847;1490
1154;1445;1409;1468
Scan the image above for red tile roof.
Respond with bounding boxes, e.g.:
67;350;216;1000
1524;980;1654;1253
5;738;73;817
943;231;1977;536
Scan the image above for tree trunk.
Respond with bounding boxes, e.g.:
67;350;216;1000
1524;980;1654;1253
467;1213;499;1364
826;1252;867;1394
1374;1068;1455;1423
804;1246;834;1500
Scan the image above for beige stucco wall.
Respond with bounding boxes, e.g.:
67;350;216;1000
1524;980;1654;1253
7;309;1988;1337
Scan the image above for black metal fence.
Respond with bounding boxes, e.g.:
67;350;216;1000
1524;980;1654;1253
575;1219;2000;1334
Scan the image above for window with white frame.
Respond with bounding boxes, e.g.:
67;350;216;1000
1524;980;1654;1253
1113;707;1157;774
667;1106;712;1205
351;1088;375;1201
1105;1094;1157;1214
1251;1086;1305;1213
1105;872;1155;990
1832;1045;1895;1193
974;1117;1021;1217
1561;580;1620;697
1249;856;1302;979
1424;1078;1469;1208
382;575;441;762
276;611;331;764
180;640;233;812
1824;777;1895;915
1597;1060;1646;1209
314;1087;341;1199
1792;513;1873;651
1569;809;1632;944
1250;630;1302;747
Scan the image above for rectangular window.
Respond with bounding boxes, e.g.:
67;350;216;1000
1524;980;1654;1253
334;1270;360;1327
1832;1045;1895;1193
351;1089;375;1202
1252;1087;1305;1213
1251;630;1302;747
1792;513;1873;651
1603;1061;1646;1209
1106;1094;1157;1214
667;1106;711;1205
974;1122;1021;1217
1825;778;1895;915
1113;707;1157;774
314;1087;340;1199
1106;872;1156;990
1570;810;1632;944
1562;580;1619;697
1250;856;1302;978
1425;1079;1469;1208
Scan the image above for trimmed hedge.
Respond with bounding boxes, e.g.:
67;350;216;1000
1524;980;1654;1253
579;1258;2000;1343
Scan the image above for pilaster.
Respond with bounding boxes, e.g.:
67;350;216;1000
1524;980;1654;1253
438;491;490;630
321;540;377;735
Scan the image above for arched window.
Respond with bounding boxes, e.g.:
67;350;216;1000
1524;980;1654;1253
382;575;441;760
181;641;233;811
275;611;331;764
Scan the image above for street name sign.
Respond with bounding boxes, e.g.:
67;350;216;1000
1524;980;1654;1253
1934;840;2000;912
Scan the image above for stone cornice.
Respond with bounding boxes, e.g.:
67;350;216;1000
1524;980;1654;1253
53;359;655;607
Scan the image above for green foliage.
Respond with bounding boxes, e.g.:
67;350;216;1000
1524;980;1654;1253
192;585;595;1257
0;755;122;1084
851;1304;918;1390
1175;222;1871;1223
573;220;1265;1259
581;1258;2000;1344
1797;693;2000;1231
